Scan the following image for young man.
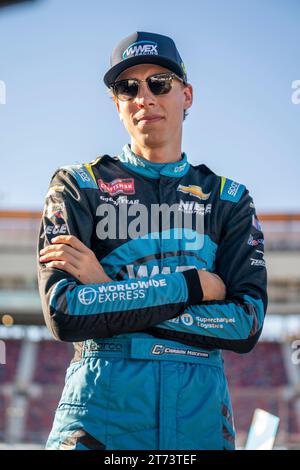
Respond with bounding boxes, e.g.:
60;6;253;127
38;31;267;450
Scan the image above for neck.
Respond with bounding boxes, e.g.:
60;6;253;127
130;133;183;164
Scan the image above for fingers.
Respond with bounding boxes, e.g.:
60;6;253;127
40;242;82;261
42;260;82;281
39;235;90;262
39;235;96;283
39;249;81;268
50;235;89;253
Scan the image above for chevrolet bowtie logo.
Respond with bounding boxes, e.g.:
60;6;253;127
177;184;211;201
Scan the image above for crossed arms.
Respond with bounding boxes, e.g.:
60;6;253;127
37;169;267;353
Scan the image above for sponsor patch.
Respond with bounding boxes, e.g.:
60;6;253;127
174;162;187;173
78;278;167;305
60;164;98;189
248;234;264;246
177;184;211;201
87;341;123;353
250;258;266;267
44;202;65;220
220;177;245;203
180;313;194;326
178;199;212;215
77;166;91;183
99;195;140;205
78;287;98;305
98;178;135;196
151;344;209;358
42;223;68;237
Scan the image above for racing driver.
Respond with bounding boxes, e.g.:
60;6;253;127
37;31;267;450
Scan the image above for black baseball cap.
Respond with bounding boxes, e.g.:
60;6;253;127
103;31;188;87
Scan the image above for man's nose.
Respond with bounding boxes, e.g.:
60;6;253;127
134;81;155;105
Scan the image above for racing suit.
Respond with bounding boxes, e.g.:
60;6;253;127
37;143;267;450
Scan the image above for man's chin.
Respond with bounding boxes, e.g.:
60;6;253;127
137;133;165;147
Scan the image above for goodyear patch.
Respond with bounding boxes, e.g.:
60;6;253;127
60;163;98;189
220;176;245;203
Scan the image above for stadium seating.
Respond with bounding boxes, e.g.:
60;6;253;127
32;340;73;385
230;392;281;433
223;342;291;438
24;388;61;444
24;341;72;443
223;342;288;387
0;339;22;383
288;401;300;434
0;393;8;441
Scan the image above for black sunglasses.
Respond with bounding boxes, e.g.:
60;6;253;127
110;72;185;101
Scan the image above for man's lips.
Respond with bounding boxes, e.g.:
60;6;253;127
137;115;164;124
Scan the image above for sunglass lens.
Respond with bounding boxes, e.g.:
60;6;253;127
148;75;172;95
114;79;138;100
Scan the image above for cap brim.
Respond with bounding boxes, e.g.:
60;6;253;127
103;55;185;87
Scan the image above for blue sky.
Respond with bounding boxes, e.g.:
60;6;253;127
0;0;299;211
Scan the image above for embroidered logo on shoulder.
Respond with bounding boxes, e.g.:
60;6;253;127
44;202;65;219
248;234;264;247
177;184;211;201
60;164;98;189
220;176;245;203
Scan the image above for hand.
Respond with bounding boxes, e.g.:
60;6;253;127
198;270;226;301
39;235;111;284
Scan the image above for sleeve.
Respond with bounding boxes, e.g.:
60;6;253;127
146;189;268;353
37;168;203;342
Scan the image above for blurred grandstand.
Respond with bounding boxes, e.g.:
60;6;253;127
0;210;300;449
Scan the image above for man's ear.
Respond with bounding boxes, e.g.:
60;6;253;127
184;83;193;110
115;98;120;113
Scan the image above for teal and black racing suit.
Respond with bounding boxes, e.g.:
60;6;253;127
37;144;267;450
